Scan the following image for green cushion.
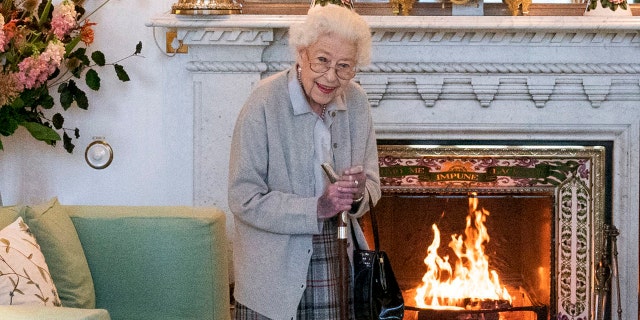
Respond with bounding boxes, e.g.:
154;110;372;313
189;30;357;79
68;206;230;320
0;205;22;229
23;198;96;309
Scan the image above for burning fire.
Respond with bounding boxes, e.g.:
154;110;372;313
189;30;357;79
414;192;512;310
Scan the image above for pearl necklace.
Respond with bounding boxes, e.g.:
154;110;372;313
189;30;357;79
297;65;327;120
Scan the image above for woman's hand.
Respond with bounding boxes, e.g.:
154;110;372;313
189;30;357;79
317;165;365;219
341;165;365;200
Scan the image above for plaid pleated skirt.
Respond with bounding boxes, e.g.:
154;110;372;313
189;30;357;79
235;217;354;320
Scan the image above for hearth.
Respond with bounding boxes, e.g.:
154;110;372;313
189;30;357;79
360;143;610;319
405;305;548;320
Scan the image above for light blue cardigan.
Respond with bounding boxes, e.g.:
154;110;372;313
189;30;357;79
228;68;381;320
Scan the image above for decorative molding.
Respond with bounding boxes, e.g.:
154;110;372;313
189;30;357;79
370;30;640;46
186;61;268;73
148;14;640;32
174;28;640;47
361;62;640;75
188;60;640;76
178;28;274;46
355;73;639;108
184;59;640;107
149;14;640;48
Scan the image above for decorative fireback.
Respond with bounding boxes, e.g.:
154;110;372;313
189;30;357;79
376;144;606;319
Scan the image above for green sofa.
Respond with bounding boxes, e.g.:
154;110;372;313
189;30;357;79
0;202;230;320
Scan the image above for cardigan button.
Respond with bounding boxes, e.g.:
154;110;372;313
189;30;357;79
333;143;338;149
331;111;336;117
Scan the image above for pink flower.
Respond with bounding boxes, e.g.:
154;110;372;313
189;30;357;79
16;40;66;89
50;0;78;39
0;25;6;53
0;32;6;52
41;40;66;68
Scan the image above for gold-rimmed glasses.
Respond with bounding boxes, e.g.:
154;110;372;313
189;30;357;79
305;52;357;80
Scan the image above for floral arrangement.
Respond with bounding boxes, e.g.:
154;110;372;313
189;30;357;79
311;0;354;10
0;0;141;153
587;0;629;12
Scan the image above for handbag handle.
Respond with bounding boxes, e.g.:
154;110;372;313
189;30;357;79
352;193;381;251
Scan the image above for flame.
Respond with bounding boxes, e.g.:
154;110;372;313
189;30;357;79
414;192;512;309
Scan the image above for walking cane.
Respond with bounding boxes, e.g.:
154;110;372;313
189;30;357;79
321;163;350;320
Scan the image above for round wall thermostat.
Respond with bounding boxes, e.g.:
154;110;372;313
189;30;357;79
85;140;113;169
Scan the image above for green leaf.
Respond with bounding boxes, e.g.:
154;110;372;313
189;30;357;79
10;97;24;109
38;0;52;27
52;113;64;129
75;89;89;110
65;36;82;56
85;69;100;91
0;106;20;136
20;122;61;143
63;132;75;153
114;64;130;82
39;92;55;110
135;41;143;55
91;51;106;66
59;82;73;110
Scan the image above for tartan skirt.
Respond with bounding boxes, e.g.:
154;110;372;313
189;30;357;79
234;217;354;320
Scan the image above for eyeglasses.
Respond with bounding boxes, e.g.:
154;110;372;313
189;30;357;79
306;52;357;80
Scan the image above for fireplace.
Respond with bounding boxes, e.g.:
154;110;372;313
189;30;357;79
360;143;609;319
374;193;553;318
148;13;640;319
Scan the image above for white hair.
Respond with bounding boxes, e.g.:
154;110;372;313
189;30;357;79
288;4;372;67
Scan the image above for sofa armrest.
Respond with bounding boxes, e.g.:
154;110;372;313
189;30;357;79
67;206;230;320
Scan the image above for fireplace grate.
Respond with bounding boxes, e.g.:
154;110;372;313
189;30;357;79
406;305;548;320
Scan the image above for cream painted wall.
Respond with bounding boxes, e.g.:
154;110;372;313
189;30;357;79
0;0;196;206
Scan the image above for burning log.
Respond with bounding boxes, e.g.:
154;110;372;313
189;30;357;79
406;304;549;320
463;298;512;310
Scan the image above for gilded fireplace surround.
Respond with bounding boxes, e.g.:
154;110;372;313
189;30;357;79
376;144;606;317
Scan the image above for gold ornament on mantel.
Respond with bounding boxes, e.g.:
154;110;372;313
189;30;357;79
171;0;242;15
391;0;416;15
503;0;531;15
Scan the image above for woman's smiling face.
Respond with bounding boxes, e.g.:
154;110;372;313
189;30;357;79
298;34;357;109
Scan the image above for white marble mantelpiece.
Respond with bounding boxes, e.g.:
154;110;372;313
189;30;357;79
148;14;639;318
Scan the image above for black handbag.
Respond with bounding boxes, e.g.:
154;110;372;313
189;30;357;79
352;196;404;320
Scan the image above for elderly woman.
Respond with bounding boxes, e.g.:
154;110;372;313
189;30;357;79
228;4;380;320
